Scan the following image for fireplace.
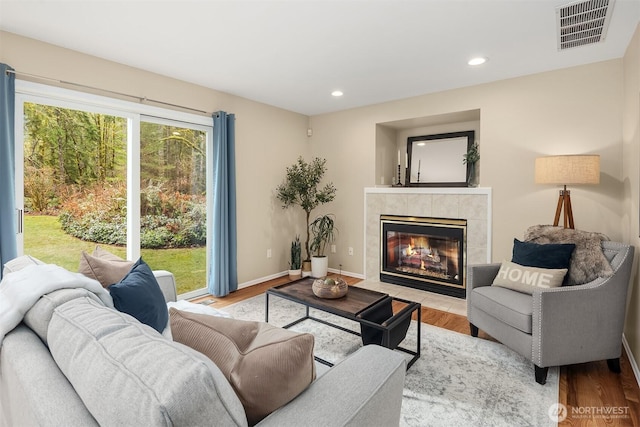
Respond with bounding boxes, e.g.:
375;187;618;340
380;215;467;298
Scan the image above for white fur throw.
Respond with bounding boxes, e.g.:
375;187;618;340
524;225;614;285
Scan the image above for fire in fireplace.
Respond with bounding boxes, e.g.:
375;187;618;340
380;215;467;298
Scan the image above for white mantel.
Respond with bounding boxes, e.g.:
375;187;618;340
364;186;492;281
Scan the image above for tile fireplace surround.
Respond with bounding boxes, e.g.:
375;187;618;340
364;187;492;292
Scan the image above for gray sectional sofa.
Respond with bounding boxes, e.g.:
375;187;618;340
0;270;407;426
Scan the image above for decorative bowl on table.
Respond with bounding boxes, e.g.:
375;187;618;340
312;277;348;299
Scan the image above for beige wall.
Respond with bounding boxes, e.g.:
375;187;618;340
310;59;624;273
0;31;311;285
622;24;640;372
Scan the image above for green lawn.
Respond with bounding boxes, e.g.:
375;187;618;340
24;215;206;295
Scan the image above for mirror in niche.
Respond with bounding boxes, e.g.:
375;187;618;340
405;131;475;187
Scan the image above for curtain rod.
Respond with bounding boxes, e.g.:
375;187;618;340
5;69;212;116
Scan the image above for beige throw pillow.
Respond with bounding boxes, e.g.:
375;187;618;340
170;308;316;425
92;245;125;261
78;246;133;288
492;260;567;295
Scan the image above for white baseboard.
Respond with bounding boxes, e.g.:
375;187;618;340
237;270;288;289
237;268;365;291
622;333;640;388
327;267;365;279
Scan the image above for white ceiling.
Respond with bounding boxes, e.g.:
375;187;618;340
1;0;639;116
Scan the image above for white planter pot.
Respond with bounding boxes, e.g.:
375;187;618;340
311;256;329;278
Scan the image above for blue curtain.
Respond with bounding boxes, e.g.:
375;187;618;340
0;64;17;280
208;111;238;296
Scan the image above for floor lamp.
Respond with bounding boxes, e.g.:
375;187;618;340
534;155;600;229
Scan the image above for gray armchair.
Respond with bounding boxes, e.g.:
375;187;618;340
467;241;634;384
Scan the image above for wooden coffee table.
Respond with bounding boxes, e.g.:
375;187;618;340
265;277;421;369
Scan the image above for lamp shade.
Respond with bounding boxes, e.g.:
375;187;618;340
534;155;600;185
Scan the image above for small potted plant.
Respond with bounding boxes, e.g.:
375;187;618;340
309;214;337;278
463;142;480;187
288;236;302;280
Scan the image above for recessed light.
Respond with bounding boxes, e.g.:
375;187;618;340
331;90;343;97
468;57;487;66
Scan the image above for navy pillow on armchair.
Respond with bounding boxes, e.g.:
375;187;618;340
511;239;575;284
109;258;168;333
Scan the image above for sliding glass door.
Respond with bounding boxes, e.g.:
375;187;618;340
15;83;212;297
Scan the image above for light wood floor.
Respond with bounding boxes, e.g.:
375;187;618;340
193;274;640;426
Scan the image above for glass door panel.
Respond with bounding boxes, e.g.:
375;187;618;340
140;119;207;295
21;101;128;271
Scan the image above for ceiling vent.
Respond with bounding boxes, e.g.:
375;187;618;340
556;0;615;50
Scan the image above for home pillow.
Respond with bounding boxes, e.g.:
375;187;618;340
511;239;575;284
109;258;168;333
492;260;567;294
170;308;316;425
78;246;134;287
524;225;614;285
48;297;247;426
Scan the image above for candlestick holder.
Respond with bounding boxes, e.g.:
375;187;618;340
392;164;404;187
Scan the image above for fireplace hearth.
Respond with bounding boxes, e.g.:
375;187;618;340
380;215;467;298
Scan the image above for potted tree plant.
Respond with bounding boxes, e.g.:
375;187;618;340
276;157;337;276
288;236;302;280
309;214;337;278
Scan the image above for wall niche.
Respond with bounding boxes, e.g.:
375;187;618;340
375;109;481;187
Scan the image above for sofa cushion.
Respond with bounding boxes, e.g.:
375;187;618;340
78;246;133;287
524;225;614;285
471;286;533;334
109;258;168;333
2;324;100;426
2;254;44;277
492;260;567;295
24;288;105;345
170;308;316;426
48;297;248;427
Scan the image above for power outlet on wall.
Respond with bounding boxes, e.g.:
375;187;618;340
267;249;272;259
331;245;336;253
348;247;354;256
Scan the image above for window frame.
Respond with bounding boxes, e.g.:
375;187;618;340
15;80;213;298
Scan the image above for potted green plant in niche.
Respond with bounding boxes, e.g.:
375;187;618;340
463;142;480;187
309;214;337;278
276;157;337;276
288;236;302;280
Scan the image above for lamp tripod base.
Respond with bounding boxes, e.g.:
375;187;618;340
553;186;574;229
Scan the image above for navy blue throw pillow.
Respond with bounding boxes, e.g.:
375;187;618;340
512;239;575;284
109;258;168;333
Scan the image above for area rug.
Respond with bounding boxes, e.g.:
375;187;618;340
222;294;560;427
